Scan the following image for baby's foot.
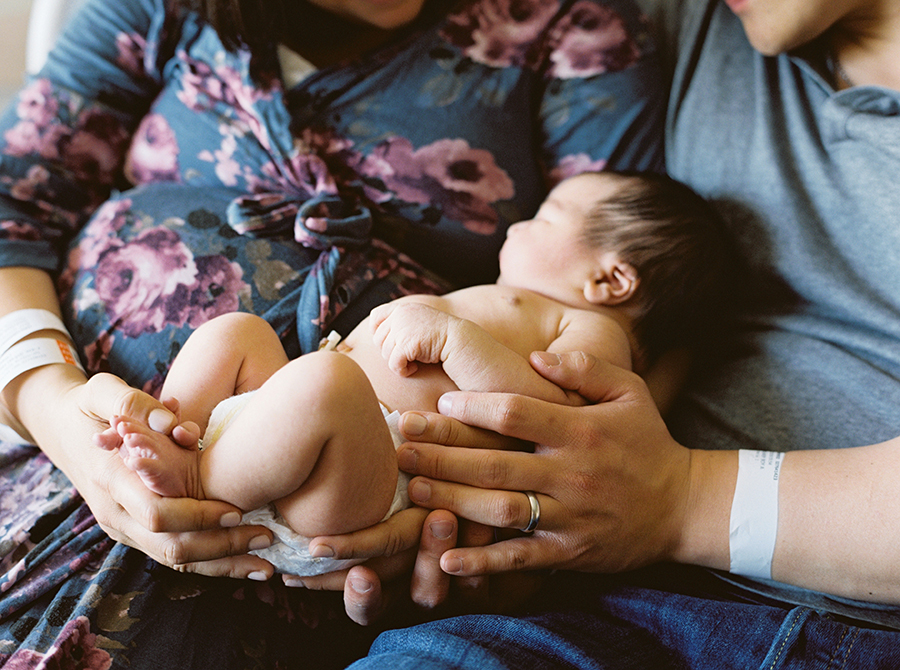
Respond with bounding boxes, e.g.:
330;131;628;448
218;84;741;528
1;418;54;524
93;424;123;451
111;417;203;499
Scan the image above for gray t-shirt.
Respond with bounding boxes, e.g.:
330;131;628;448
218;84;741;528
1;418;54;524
640;0;900;627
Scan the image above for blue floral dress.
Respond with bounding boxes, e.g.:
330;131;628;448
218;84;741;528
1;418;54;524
0;0;663;666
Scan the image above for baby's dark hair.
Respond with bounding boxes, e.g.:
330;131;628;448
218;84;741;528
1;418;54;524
580;171;734;365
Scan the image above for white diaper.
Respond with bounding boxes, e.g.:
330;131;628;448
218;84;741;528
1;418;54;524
202;393;410;576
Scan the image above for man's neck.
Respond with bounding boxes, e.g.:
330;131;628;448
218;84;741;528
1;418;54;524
831;1;900;91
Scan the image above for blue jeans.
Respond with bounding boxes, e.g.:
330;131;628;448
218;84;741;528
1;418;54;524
349;568;900;669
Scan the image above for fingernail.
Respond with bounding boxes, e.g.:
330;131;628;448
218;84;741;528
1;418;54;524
249;535;271;551
349;577;373;594
410;480;432;503
534;351;561;367
283;577;306;588
220;512;241;527
437;393;455;415
247;571;268;581
397;447;418;472
401;412;428;436
443;557;463;574
309;544;334;558
429;520;454;540
148;408;175;432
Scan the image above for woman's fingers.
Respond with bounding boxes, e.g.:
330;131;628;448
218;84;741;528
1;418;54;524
98;457;276;571
103;503;277;577
173;554;276;580
107;500;274;567
307;505;428;561
107;460;243;532
80;371;178;433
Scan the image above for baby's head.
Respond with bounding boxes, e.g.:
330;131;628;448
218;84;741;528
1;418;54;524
498;170;733;363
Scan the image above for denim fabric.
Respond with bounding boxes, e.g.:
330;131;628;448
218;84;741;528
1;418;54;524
350;570;900;669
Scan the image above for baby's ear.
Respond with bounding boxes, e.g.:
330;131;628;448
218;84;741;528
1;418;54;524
584;255;639;306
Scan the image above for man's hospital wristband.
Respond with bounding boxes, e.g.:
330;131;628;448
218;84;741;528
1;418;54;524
0;309;71;358
0;336;86;395
729;449;785;580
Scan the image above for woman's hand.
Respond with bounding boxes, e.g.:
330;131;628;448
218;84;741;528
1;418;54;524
397;351;696;576
38;372;277;578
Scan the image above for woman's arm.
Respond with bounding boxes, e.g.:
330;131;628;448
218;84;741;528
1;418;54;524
0;268;276;577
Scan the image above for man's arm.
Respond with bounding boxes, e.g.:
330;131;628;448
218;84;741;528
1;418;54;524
394;352;900;604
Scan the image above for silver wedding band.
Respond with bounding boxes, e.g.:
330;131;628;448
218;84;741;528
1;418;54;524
522;491;541;534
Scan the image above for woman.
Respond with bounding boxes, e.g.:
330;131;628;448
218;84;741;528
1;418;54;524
337;0;900;666
0;0;663;666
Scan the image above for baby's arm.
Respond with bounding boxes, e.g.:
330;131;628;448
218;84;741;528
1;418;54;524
372;303;626;405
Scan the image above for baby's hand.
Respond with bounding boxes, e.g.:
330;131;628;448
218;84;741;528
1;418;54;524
371;302;453;376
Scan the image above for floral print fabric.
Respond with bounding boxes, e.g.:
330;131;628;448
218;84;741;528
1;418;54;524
0;0;663;666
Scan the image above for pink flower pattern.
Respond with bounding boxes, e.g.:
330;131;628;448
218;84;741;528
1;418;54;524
442;0;640;78
359;136;514;235
545;0;641;77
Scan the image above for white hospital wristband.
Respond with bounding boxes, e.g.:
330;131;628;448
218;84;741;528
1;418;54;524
729;449;785;580
0;309;70;357
0;336;85;394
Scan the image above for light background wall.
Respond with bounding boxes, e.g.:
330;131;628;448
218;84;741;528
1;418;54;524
0;0;33;108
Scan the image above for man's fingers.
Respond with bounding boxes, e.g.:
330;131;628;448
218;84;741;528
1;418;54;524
399;443;549;495
408;477;560;533
440;536;554;576
449;519;492;611
410;510;457;610
343;565;393;626
399;411;523;451
435;390;577;449
529;351;642;404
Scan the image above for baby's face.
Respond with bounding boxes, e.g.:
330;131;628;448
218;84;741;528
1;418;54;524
497;172;620;305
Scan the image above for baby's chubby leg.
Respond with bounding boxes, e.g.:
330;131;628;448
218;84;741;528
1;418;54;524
161;312;290;436
95;313;289;497
200;351;400;538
